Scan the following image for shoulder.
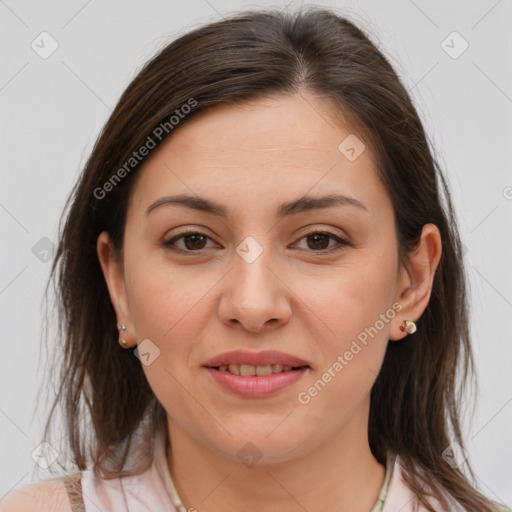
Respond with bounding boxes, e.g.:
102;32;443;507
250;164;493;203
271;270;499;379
0;473;80;512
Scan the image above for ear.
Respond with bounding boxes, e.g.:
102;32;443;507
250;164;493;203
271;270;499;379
389;223;443;341
97;231;134;347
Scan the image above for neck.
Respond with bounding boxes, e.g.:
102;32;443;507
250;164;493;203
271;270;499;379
165;405;386;512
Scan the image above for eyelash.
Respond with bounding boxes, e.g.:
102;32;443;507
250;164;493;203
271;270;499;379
162;229;351;255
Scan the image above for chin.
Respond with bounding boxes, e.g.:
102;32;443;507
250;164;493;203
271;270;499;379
205;425;311;466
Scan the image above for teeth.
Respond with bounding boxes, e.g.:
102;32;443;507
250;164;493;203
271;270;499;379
228;364;240;375
240;364;255;376
256;365;272;376
217;364;299;376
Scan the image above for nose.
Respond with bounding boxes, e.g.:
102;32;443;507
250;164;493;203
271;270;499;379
217;248;292;333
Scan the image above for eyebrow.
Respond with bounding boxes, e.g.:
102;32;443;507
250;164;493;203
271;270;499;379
144;193;369;218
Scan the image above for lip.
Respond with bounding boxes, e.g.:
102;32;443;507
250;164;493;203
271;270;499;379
204;366;309;398
202;349;310;368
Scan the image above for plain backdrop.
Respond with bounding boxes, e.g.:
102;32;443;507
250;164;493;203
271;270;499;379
1;0;511;506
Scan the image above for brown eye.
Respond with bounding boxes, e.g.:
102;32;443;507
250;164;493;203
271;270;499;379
182;233;208;250
295;231;349;253
163;231;215;252
163;229;350;255
306;233;331;250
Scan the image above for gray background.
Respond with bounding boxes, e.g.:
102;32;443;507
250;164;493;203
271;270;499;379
1;0;511;506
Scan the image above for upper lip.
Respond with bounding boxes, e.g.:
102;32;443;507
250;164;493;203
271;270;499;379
202;350;310;368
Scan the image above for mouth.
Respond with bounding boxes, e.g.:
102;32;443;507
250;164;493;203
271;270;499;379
206;363;310;376
203;365;310;398
201;350;311;397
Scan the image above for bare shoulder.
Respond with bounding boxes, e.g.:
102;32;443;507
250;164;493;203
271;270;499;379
0;474;80;512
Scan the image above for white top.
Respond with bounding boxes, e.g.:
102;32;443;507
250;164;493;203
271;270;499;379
79;419;467;512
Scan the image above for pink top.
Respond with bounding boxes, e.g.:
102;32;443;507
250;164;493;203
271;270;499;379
79;420;468;512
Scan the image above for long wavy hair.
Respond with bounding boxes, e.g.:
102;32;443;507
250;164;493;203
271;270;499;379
39;6;500;511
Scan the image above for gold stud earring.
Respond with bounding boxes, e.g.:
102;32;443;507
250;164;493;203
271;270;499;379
399;320;417;335
117;324;129;348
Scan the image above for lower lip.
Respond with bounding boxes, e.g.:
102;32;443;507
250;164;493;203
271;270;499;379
203;367;309;398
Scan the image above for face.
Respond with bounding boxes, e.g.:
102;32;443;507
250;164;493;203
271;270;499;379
99;92;416;465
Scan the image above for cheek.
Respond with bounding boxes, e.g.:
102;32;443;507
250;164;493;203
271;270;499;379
308;256;397;345
299;254;396;410
124;251;210;341
296;272;393;425
123;256;213;419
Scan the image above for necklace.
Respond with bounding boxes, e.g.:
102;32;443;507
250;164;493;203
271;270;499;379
370;453;394;512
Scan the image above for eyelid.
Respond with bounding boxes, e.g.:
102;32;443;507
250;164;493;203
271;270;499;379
294;225;347;241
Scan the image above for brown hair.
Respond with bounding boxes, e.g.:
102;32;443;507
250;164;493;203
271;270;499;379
40;6;500;511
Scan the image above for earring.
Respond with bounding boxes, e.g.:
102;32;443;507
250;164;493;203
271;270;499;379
117;324;129;348
399;320;417;334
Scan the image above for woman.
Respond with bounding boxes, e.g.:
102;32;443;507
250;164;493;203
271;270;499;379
1;6;509;512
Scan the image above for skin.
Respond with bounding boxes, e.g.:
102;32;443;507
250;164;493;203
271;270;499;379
97;92;442;512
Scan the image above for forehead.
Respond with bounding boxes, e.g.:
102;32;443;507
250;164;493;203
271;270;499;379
127;93;389;221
